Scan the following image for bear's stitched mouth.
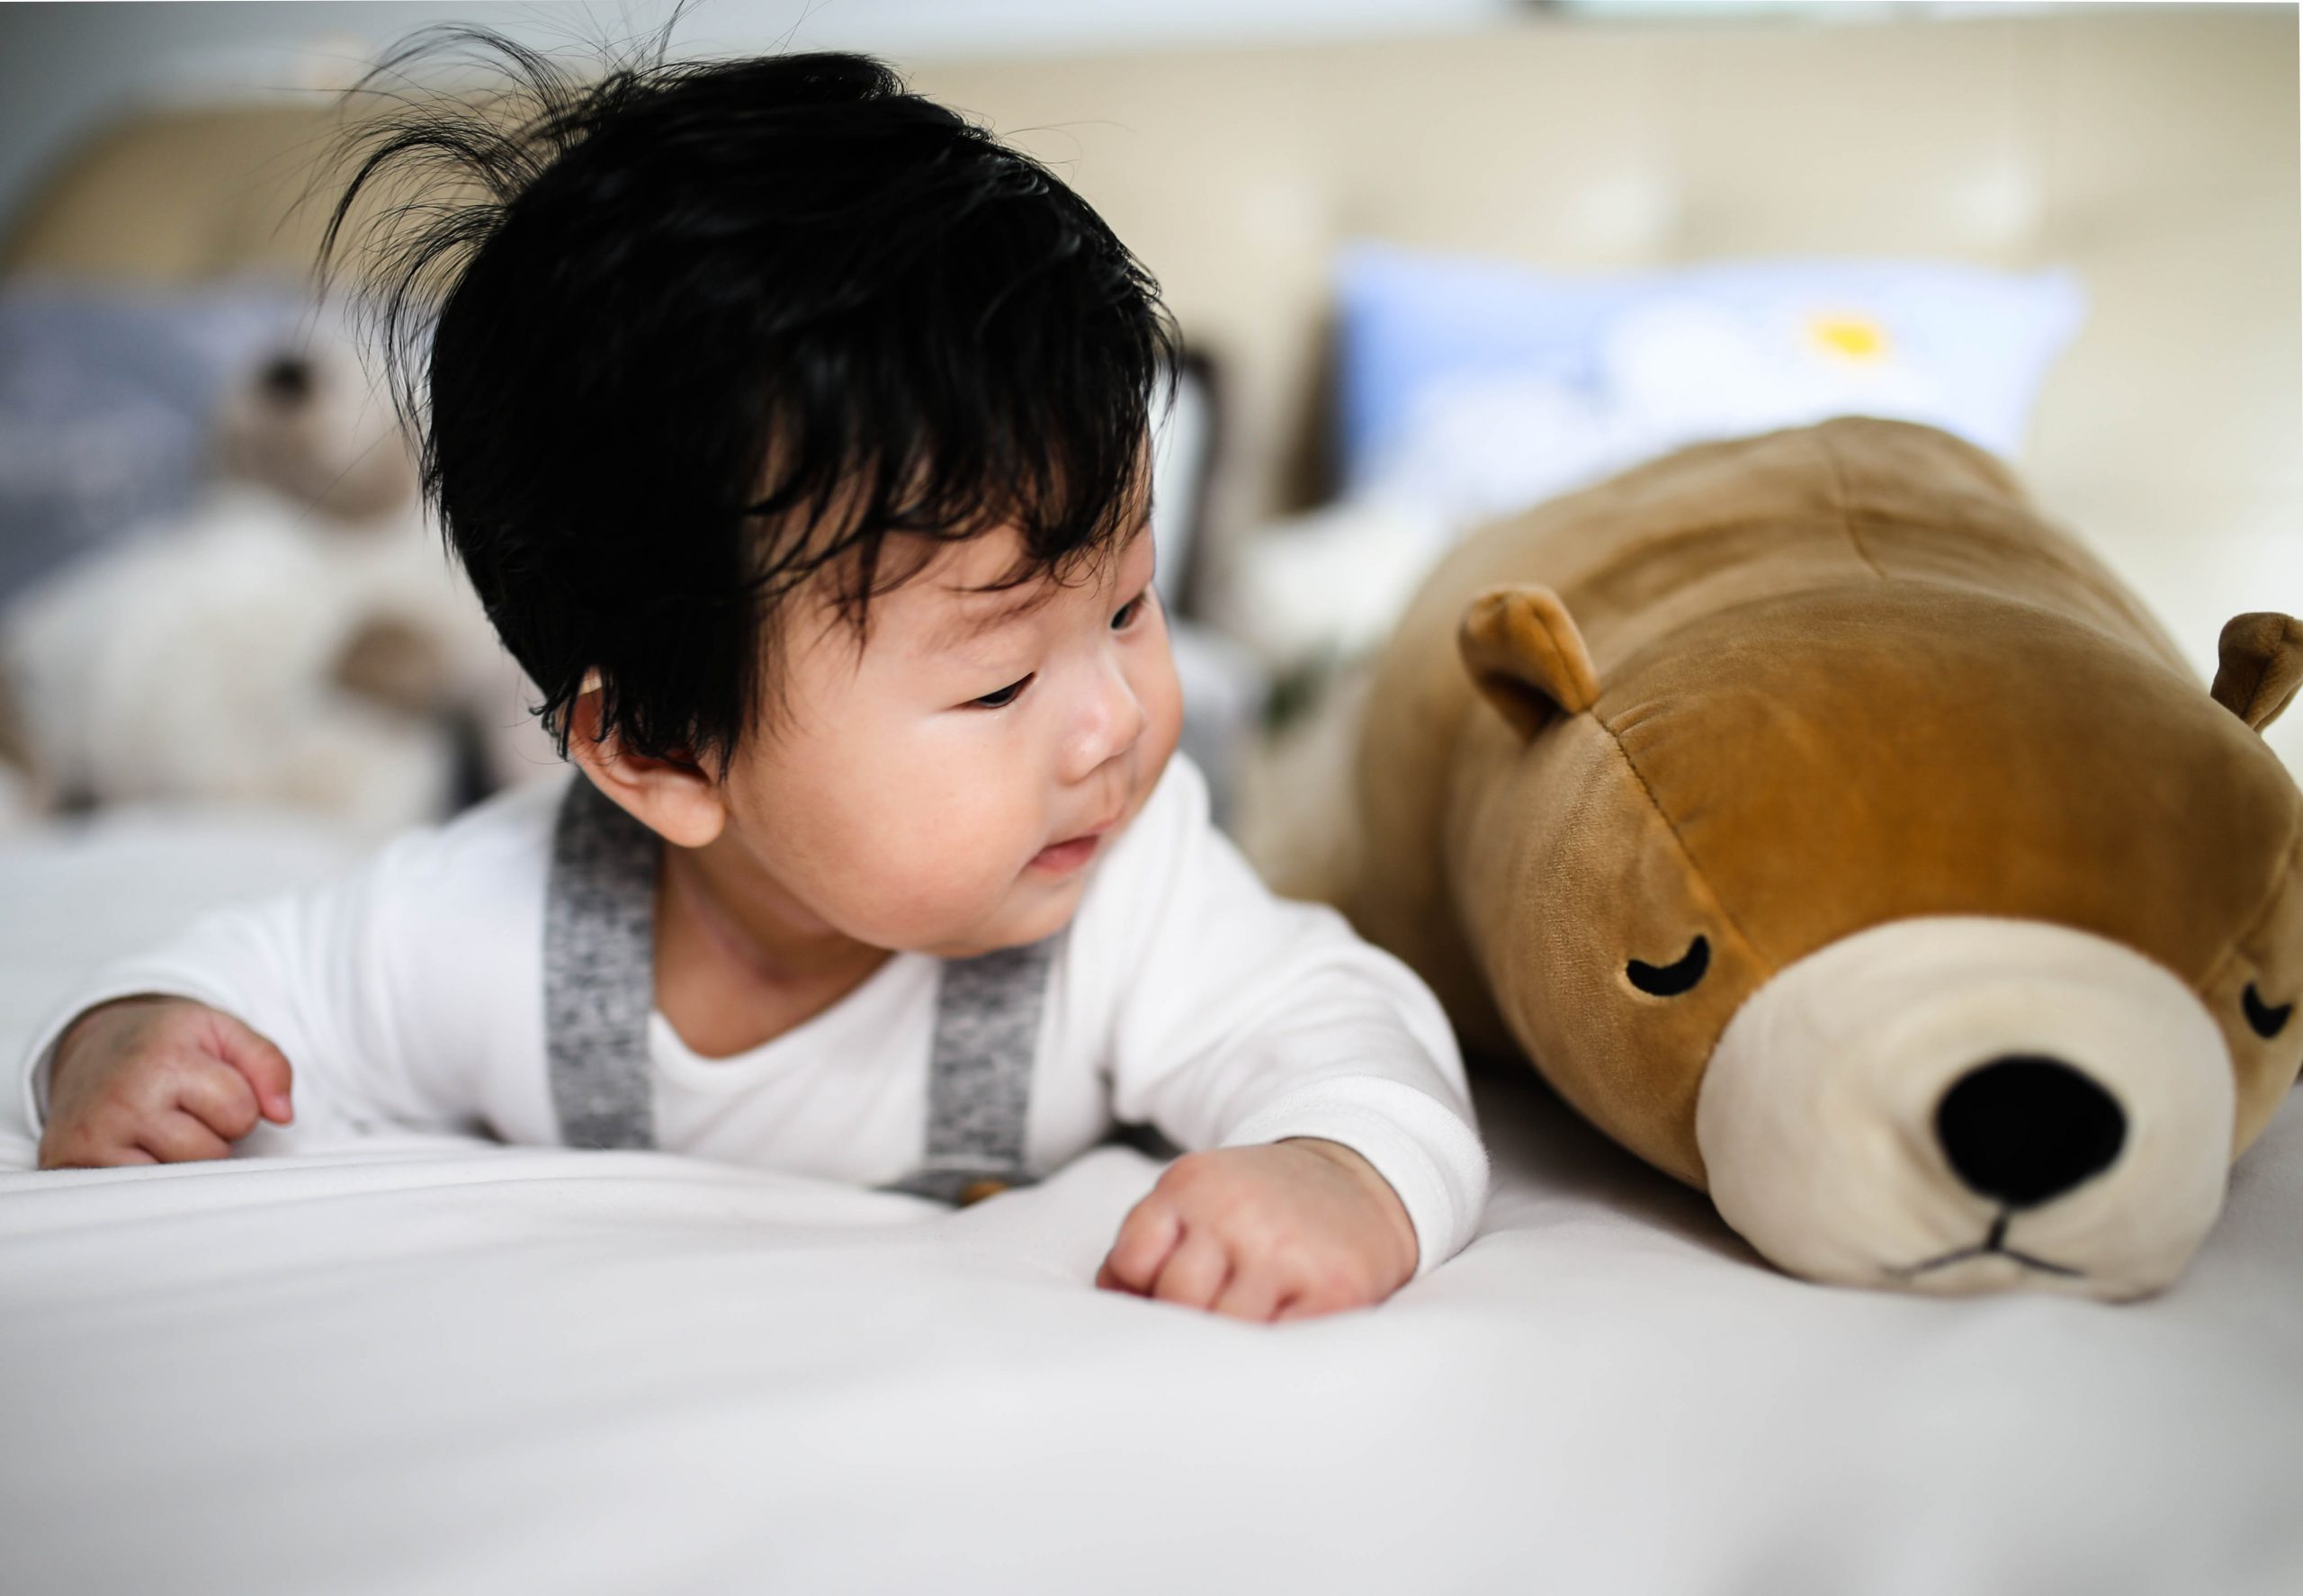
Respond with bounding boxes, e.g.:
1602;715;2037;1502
1889;1213;2084;1281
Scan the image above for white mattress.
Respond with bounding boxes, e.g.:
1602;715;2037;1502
2;811;2299;1596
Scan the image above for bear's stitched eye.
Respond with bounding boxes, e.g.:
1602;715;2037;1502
2243;981;2292;1040
1627;935;1710;998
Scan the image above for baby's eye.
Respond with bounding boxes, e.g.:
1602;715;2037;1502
968;675;1034;710
1111;589;1151;631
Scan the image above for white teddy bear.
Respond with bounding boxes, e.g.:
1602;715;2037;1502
0;309;550;837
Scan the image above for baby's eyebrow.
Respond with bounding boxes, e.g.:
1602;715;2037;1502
927;583;1058;653
925;524;1152;653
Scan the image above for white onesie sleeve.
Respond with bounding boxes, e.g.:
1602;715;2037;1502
18;779;563;1149
1078;756;1489;1277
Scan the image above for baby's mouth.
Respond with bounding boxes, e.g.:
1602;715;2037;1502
1029;834;1101;874
1030;813;1121;875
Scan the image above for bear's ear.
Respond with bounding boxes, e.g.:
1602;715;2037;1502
2211;613;2303;732
1458;585;1601;740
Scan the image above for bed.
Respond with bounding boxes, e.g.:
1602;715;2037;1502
2;812;2299;1593
3;9;2299;1592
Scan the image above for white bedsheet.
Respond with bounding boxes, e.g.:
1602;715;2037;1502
3;813;2299;1596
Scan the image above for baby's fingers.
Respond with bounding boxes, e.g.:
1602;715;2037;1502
38;1124;156;1170
175;1060;263;1143
133;1109;234;1164
1150;1227;1232;1310
1212;1265;1286;1323
201;1012;294;1124
1098;1198;1184;1295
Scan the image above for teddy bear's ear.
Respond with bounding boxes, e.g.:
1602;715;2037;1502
2211;613;2303;732
1458;585;1601;740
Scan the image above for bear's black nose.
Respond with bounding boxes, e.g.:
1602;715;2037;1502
260;355;313;404
1935;1055;2127;1209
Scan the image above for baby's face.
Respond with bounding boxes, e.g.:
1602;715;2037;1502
712;522;1181;958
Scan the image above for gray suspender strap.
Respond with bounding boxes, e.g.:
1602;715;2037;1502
541;772;1057;1199
881;937;1059;1205
543;776;659;1151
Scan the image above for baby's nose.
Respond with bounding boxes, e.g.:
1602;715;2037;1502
1067;660;1148;777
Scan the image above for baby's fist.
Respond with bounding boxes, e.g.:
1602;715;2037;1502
38;996;294;1170
1095;1139;1418;1322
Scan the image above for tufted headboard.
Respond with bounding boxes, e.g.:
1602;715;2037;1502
4;8;2295;730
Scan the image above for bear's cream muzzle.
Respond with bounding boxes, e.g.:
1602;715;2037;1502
1694;916;2235;1299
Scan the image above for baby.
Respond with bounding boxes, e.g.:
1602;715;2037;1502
20;41;1486;1321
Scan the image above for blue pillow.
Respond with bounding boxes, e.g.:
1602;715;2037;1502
1334;247;2086;527
0;279;311;605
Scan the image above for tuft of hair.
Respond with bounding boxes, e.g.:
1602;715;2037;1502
317;14;1178;770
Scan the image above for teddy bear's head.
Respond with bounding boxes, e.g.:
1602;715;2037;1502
1447;436;2303;1299
212;313;417;524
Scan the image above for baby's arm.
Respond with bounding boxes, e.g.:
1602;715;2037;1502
22;798;541;1161
1088;759;1488;1320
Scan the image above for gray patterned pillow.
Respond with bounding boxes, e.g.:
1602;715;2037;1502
0;278;310;605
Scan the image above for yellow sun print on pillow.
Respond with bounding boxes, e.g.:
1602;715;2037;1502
1808;312;1892;363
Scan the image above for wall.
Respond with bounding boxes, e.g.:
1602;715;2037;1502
0;0;1528;235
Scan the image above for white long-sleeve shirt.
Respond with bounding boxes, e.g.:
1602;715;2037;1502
20;754;1488;1273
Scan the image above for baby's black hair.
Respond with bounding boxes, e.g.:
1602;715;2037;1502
318;21;1177;769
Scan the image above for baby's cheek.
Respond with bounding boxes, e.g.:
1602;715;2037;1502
1141;641;1186;753
835;811;1043;946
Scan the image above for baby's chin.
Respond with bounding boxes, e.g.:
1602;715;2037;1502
903;856;1105;959
884;765;1163;957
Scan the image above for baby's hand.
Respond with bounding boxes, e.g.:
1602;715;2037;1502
1094;1138;1418;1322
37;996;294;1170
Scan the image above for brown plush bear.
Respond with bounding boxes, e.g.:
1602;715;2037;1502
1332;417;2303;1298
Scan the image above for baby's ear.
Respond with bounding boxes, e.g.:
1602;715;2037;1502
2211;613;2303;732
563;672;727;849
1457;585;1601;740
